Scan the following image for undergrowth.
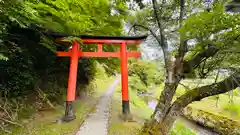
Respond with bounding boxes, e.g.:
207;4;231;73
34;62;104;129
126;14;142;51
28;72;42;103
0;62;115;134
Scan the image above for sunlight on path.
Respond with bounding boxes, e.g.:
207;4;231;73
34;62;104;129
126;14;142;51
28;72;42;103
75;76;121;135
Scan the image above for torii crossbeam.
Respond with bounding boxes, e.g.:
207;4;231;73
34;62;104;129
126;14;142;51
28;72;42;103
55;34;147;121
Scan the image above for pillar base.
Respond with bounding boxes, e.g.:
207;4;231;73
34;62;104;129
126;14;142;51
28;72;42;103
62;101;76;122
122;100;133;121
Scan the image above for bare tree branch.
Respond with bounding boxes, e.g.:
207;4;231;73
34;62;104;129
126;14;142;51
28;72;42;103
176;0;188;59
151;0;166;48
152;0;163;34
179;0;185;27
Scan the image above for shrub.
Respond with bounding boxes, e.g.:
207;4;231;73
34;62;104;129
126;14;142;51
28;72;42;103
128;76;148;93
128;60;164;87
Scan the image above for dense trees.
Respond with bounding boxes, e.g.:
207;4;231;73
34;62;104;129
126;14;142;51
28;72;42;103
0;0;127;97
0;0;127;130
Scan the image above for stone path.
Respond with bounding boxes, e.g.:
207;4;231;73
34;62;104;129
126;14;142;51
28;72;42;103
75;76;120;135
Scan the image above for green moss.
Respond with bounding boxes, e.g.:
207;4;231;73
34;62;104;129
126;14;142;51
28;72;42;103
183;106;240;135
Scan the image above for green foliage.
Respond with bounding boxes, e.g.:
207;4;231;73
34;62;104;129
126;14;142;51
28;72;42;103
179;3;240;72
129;60;164;87
21;0;124;34
95;62;108;79
127;60;164;95
0;0;128;98
129;89;149;108
223;103;240;118
170;123;196;135
128;75;147;93
0;53;8;61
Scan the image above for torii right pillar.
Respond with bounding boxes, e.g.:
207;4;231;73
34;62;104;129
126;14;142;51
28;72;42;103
120;42;130;117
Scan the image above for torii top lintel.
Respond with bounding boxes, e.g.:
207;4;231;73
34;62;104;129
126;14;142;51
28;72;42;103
55;34;148;44
53;33;147;58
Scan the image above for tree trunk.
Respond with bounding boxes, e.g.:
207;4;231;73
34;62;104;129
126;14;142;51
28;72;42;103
140;81;179;135
140;111;178;135
153;82;178;119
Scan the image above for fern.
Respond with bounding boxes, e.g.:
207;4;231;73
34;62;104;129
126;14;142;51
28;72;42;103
0;53;8;61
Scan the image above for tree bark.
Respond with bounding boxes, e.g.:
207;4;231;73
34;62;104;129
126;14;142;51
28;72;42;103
141;81;179;135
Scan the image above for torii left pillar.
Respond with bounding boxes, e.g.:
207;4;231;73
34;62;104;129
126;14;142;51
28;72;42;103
62;41;79;121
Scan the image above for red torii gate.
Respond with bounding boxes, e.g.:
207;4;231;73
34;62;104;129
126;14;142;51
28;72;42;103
55;35;147;121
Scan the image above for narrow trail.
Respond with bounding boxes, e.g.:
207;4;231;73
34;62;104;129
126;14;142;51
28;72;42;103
75;76;121;135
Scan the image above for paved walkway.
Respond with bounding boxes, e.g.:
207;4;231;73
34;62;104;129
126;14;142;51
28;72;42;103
75;77;120;135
